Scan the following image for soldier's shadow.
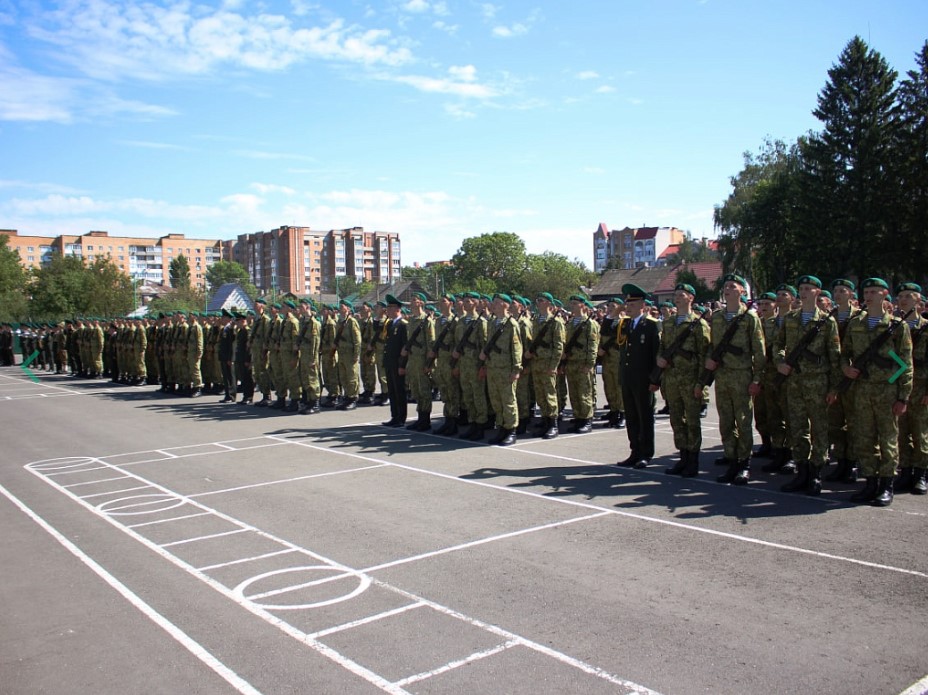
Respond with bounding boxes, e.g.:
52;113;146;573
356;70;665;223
264;424;468;457
463;457;851;522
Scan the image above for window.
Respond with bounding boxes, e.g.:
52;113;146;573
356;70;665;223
87;245;93;251
27;256;34;262
27;246;34;252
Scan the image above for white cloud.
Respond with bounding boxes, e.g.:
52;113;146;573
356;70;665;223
251;183;297;195
480;4;500;20
595;85;615;94
432;20;459;35
448;65;477;82
492;23;528;38
577;71;599;80
444;103;476;119
385;65;498;98
26;2;413;82
402;0;430;12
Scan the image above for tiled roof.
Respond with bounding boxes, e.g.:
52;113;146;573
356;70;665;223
634;227;659;240
652;261;723;294
588;266;677;299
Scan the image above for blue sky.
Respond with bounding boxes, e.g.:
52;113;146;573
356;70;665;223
1;0;926;269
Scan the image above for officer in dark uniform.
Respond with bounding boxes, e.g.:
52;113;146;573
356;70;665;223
617;283;662;469
382;294;409;427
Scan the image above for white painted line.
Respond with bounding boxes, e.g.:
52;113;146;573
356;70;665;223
0;482;264;695
46;466;110;476
155;450;179;459
393;639;519;687
307;602;426;639
160;529;250;548
899;673;928;695
188;464;389;498
276;433;928;580
362;511;611;573
214;443;236;450
197;549;299;572
127;512;212;528
80;485;153;499
62;475;131;488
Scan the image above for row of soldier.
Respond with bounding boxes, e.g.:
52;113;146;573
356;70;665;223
3;271;923;507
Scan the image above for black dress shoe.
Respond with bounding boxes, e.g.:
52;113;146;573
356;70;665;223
498;430;517;446
616;455;640;468
633;459;649;469
382;419;404;427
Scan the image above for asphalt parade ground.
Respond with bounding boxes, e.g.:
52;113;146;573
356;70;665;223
2;366;928;695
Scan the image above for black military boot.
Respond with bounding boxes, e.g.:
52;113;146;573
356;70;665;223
806;464;823;496
532;417;549;437
825;458;850;482
732;460;751;485
271;397;286;409
468;423;487;441
461;423;478;440
780;451;798;475
896;467;914;493
498;429;517;446
752;435;772;459
666;451;688;476
781;461;810;493
717;458;740;484
912;468;927;495
442;419;458;436
850;476;879;504
873;477;894;507
542;418;559;440
285;399;300;412
761;447;788;473
614;411;625;429
488;427;507;445
337;398;358;411
515;418;529;435
573;419;593;434
681;449;701;478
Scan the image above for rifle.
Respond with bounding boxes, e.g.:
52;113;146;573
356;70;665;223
450;316;482;369
598;317;626;357
426;317;456;368
403;315;429;355
699;311;748;388
331;318;348;357
559;317;592;370
772;307;839;386
835;308;915;394
649;309;711;385
525;315;556;360
479;318;512;364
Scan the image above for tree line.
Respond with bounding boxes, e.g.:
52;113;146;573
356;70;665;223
715;36;928;292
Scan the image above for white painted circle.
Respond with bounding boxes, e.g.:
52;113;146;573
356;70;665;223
97;493;186;516
27;457;99;471
234;565;371;610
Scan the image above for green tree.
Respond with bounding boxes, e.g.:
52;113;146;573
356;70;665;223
28;254;135;319
169;254;192;289
714;138;806;291
147;285;207;315
521;252;596;301
804;36;900;280
0;235;28;321
450;232;526;294
674;268;715;304
205;260;258;298
896;41;928;279
332;275;375;300
84;256;134;316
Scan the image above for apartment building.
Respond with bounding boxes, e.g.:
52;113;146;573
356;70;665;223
0;229;222;288
593;223;685;272
229;226;401;296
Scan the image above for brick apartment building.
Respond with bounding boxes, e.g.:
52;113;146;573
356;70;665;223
228;226;401;296
1;229;222;288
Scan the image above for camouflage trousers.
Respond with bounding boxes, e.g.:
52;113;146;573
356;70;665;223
756;372;788;449
785;374;830;467
664;370;702;452
714;369;754;461
458;359;488;425
899;379;928;469
337;352;360;400
298;354;320;402
360;351;377;395
433;357;461;419
253;348;271;397
828;388;856;461
565;361;595;420
321;351;340;397
405;355;431;414
486;367;518;430
851;381;900;477
600;352;624;413
530;362;559;418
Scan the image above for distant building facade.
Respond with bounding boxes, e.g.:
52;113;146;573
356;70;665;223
593;223;686;272
228;225;401;297
0;229;222;288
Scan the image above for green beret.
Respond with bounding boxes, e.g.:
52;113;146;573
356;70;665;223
221;308;233;318
284;300;297;309
622;283;649;299
776;283;798;297
411;292;428;303
819;289;832;300
536;292;555;303
758;292;777;301
271;302;282;310
721;273;747;288
425;304;437;312
299;297;311;305
796;275;822;288
693;304;706;313
608;296;625;305
831;278;855;291
861;277;889;291
462;291;480;300
376;300;387;308
569;294;593;309
363;301;374;308
492;293;512;304
553;298;564;308
339;299;353;311
645;299;655;307
660;301;675;309
255;298;267;305
896;282;923;296
384;294;407;307
481;294;493;302
674;283;696;296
